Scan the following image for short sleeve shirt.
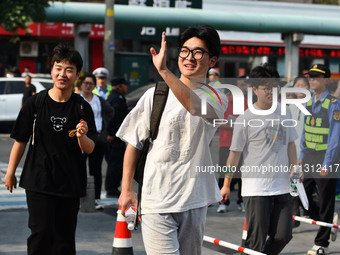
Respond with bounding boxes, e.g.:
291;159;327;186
230;103;298;196
116;85;228;214
11;91;96;197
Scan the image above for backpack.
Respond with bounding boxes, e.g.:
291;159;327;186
134;81;169;229
134;81;169;185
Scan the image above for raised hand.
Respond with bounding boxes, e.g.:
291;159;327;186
150;32;168;73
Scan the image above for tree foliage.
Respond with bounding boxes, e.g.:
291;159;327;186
0;1;68;42
0;0;51;35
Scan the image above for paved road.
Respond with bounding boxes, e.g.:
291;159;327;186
1;134;340;254
1;191;340;255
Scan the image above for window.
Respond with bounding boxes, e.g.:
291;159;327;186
4;81;25;94
0;82;5;94
40;82;53;89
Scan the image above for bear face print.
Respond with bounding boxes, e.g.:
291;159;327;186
50;116;67;132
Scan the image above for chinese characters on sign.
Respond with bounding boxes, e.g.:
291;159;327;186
127;0;202;37
128;0;196;7
221;44;340;58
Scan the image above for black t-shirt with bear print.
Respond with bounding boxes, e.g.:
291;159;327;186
11;91;96;197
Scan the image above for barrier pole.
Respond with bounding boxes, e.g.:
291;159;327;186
203;235;266;255
293;215;339;229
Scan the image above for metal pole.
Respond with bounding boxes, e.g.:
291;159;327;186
46;3;340;36
104;0;115;79
283;33;303;81
74;24;91;73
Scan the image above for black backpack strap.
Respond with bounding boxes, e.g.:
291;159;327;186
31;89;49;145
150;81;169;140
34;89;49;118
135;81;169;229
74;93;85;119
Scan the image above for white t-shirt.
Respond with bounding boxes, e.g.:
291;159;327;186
21;72;32;77
81;93;102;133
230;103;298;197
116;85;228;214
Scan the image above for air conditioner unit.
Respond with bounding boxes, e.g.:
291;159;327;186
19;41;38;57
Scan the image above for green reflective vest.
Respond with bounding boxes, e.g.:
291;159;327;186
304;96;331;151
92;85;112;100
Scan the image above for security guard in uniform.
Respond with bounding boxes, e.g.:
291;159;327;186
105;77;128;197
298;64;340;255
208;68;221;86
92;67;113;100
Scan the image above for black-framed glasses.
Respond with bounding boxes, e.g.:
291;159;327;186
258;86;280;93
178;47;210;60
83;82;95;86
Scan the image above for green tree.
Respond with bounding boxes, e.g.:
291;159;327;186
0;0;50;35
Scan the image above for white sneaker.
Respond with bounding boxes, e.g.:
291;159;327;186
95;199;104;210
217;203;228;213
238;202;245;212
331;212;338;242
307;245;328;255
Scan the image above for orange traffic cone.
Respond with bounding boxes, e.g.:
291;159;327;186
112;206;134;255
241;217;247;247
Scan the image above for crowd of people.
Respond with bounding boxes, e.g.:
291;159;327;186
3;24;340;255
74;67;129;208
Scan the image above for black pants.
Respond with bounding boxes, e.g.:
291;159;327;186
302;150;337;247
292;196;301;228
243;194;292;255
87;133;107;199
105;138;126;195
26;190;79;255
218;146;243;204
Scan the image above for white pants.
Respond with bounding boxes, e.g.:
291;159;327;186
141;206;208;255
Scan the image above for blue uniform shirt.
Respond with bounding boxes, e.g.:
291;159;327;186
96;85;108;99
299;90;340;169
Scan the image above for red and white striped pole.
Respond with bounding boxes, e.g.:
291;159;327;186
203;235;266;255
241;217;247;247
293;215;339;229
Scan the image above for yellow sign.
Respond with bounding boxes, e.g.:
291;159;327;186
106;9;114;17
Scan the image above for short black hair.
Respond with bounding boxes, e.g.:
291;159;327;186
249;63;280;88
236;75;250;84
81;73;96;85
178;25;221;58
50;44;83;73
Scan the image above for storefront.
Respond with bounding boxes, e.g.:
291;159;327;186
217;40;340;79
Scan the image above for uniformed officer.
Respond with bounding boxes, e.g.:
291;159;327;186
105;77;128;197
208;68;221;86
298;64;340;255
92;67;112;100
